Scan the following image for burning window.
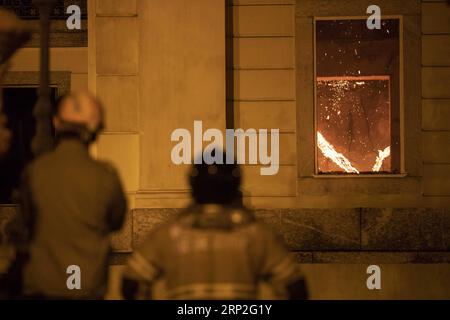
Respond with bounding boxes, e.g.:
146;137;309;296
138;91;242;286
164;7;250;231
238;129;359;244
315;19;401;174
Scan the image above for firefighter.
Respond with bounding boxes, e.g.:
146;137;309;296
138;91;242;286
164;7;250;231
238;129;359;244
19;92;127;299
122;152;308;300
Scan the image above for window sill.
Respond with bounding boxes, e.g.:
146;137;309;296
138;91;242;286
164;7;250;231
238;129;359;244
312;173;408;179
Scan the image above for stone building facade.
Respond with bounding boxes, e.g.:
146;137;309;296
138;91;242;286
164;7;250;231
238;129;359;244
0;0;449;298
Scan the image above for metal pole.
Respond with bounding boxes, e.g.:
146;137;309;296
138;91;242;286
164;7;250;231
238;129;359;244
31;0;58;156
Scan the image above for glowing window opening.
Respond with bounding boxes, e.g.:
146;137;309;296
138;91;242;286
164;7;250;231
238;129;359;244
314;18;401;175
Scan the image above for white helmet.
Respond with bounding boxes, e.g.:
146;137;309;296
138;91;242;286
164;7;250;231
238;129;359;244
53;92;104;143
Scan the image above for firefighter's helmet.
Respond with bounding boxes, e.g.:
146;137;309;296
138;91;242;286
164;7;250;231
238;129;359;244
189;150;242;205
53;92;104;143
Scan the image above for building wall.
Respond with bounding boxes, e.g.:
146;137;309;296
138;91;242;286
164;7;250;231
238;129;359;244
227;0;449;209
0;0;447;257
102;0;447;265
33;0;447;260
87;0;140;215
88;0;225;212
228;0;297;208
421;0;450;204
0;0;449;300
87;0;449;210
8;47;88;92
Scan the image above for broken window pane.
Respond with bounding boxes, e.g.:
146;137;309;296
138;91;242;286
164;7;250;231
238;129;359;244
315;19;401;174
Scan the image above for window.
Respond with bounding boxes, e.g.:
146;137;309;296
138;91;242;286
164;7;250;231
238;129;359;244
0;87;57;204
315;18;401;175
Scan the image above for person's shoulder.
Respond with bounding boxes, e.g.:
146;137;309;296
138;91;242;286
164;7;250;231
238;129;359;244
24;150;55;173
93;159;121;178
177;204;256;226
229;208;283;245
86;160;124;191
229;206;257;227
249;214;282;239
138;218;175;249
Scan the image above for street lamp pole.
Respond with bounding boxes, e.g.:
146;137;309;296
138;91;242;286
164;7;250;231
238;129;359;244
32;0;58;156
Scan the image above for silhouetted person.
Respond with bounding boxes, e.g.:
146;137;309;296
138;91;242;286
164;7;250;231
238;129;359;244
122;152;308;300
18;92;127;299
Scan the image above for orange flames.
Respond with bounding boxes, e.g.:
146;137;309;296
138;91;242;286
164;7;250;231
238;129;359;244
317;132;390;174
317;132;360;174
372;146;391;172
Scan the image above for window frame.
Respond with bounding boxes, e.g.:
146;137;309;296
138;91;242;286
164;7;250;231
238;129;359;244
0;71;70;204
295;0;422;203
312;15;405;177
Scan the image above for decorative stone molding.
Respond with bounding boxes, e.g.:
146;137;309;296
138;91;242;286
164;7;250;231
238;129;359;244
0;1;87;47
3;71;70;96
0;0;87;20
